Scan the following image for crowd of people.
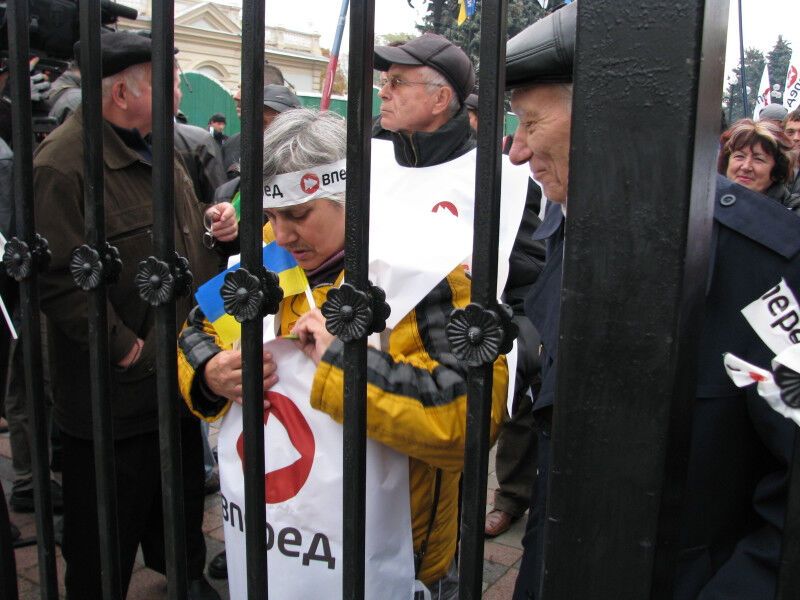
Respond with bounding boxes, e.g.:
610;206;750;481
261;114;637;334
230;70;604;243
1;2;800;599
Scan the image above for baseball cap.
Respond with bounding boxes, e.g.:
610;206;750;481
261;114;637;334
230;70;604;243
759;104;789;122
263;84;302;113
374;33;475;104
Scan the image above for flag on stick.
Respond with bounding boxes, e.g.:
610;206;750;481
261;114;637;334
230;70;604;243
195;242;309;345
784;48;800;111
457;0;476;25
753;63;771;120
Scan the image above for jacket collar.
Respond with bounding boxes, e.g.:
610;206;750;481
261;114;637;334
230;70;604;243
533;201;564;241
715;175;800;259
72;109;148;171
377;108;475;167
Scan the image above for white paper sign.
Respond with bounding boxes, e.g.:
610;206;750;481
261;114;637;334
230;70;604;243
218;339;415;600
741;278;800;356
369;138;529;317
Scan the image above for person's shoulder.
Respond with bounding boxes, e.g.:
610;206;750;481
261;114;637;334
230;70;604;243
214;177;240;203
33;115;82;169
0;137;11;161
176;122;213;144
714;175;800;260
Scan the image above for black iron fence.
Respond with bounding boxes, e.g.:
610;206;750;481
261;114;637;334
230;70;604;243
5;1;800;600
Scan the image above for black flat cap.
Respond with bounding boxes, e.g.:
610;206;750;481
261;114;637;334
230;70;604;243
74;31;177;79
374;33;475;104
263;85;302;113
209;113;226;123
506;2;577;89
464;93;479;111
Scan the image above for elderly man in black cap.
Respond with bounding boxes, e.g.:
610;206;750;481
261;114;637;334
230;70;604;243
33;31;221;600
508;4;800;599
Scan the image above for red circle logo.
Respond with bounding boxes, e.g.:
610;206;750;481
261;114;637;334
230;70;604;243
431;201;459;216
236;391;315;504
300;173;320;195
789;66;798;89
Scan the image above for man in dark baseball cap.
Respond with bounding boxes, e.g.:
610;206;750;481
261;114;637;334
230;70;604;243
222;83;302;176
262;84;302;129
373;33;475;165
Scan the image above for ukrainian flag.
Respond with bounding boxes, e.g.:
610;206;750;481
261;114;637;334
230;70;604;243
457;0;476;25
194;241;308;346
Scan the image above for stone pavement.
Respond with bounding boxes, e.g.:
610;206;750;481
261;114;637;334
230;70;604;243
0;420;526;599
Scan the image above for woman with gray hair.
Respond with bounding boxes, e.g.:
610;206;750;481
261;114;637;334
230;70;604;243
177;108;507;599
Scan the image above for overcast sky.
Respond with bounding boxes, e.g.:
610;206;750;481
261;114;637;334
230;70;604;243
257;0;797;84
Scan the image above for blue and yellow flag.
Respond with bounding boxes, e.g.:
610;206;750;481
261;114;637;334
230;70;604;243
194;241;308;346
457;0;476;25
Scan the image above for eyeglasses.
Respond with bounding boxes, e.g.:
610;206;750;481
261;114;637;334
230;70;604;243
203;207;217;249
379;75;444;91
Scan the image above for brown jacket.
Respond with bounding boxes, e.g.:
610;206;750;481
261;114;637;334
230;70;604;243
33;110;219;439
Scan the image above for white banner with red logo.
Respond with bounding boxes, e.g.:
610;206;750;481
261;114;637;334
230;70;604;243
723;346;800;428
785;48;800;111
218;339;414;600
369;138;529;311
753;63;772;120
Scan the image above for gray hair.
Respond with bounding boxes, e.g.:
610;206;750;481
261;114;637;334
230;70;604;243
421;66;460;118
263;108;347;205
101;63;150;100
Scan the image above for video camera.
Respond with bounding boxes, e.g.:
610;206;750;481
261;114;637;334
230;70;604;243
0;0;138;144
0;0;138;61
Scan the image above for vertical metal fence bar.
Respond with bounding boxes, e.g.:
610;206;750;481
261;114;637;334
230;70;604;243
456;1;507;598
650;2;729;595
239;0;268;597
6;2;58;598
540;2;726;598
0;480;19;600
151;2;188;597
78;0;123;597
342;2;374;598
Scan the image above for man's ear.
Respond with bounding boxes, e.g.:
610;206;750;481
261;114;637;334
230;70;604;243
110;80;128;110
430;85;454;117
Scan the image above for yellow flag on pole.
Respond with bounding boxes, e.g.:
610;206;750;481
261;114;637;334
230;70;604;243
457;0;467;25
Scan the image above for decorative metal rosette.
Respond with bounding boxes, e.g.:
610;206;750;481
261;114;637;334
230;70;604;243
774;363;800;409
255;266;283;316
446;303;505;367
3;238;32;281
135;257;174;306
69;245;103;291
367;282;391;334
100;243;122;284
172;252;194;298
496;302;519;355
221;268;263;323
322;282;373;343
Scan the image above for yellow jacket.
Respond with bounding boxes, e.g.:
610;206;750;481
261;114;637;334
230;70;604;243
177;228;508;585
